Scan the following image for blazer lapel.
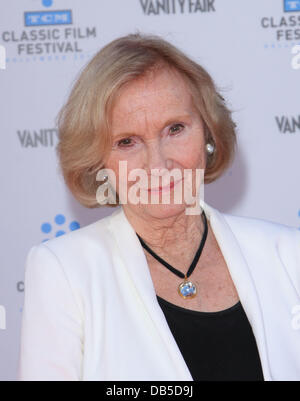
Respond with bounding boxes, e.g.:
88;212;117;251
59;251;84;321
201;201;272;381
106;206;193;380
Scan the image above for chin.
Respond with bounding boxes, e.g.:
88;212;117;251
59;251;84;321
137;202;187;220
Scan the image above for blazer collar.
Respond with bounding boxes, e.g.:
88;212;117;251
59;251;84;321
106;200;272;381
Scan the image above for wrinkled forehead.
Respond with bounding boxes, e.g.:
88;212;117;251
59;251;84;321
109;67;196;129
119;65;192;100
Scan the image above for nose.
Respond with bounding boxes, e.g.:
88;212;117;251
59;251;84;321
144;140;172;176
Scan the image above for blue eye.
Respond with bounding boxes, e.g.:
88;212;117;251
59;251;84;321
169;124;184;134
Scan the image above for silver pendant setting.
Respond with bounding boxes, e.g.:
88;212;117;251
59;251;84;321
178;277;197;299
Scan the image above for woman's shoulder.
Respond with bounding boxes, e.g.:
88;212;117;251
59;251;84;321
211;206;300;267
221;211;300;260
222;210;299;241
221;210;300;290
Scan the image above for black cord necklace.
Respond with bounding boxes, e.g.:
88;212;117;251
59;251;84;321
136;210;208;299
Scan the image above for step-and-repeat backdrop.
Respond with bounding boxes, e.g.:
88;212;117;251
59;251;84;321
0;0;299;380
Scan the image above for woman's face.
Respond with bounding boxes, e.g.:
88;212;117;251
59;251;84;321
104;67;207;220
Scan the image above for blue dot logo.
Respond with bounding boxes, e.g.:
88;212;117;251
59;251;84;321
55;214;66;225
42;0;53;7
40;214;80;241
41;222;52;234
69;221;80;231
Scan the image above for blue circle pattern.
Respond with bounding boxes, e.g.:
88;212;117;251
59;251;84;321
41;222;52;234
55;214;66;225
70;221;80;231
42;0;53;7
41;214;80;241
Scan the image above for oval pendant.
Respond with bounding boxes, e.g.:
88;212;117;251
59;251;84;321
178;280;197;299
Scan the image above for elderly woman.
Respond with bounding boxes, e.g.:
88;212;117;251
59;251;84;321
18;33;300;381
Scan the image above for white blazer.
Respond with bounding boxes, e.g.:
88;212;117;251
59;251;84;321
18;201;300;381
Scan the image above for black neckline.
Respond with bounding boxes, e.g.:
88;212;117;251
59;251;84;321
156;295;242;318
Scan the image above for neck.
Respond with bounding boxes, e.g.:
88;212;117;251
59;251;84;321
122;205;205;252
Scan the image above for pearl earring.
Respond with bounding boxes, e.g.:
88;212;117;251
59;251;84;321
206;143;215;154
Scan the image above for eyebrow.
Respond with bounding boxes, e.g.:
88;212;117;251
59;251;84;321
111;114;193;139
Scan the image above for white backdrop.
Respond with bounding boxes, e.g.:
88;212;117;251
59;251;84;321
0;0;299;381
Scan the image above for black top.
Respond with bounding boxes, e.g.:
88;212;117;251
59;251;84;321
157;296;264;381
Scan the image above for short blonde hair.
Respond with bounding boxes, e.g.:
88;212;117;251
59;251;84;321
57;33;237;208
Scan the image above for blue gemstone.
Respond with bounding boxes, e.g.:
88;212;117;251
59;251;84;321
179;281;196;298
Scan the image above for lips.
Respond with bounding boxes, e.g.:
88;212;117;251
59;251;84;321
147;178;182;193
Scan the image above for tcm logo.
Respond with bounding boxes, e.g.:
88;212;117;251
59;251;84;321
24;10;72;27
0;305;6;330
284;0;300;12
0;45;6;69
24;0;72;27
